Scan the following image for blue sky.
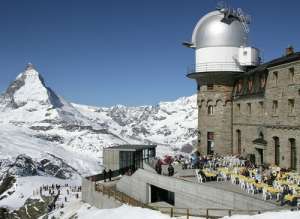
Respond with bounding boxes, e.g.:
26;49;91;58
0;0;299;106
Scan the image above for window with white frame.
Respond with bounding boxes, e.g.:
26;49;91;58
259;101;264;116
288;99;295;114
208;105;214;115
272;100;278;115
247;103;251;115
289;67;295;84
273;71;278;86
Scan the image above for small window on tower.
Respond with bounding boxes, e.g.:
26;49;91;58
288;99;295;114
247;103;251;115
289;68;295;84
207;84;214;90
273;71;278;86
248;79;253;93
208;105;214;115
260;74;266;89
237;103;241;114
272;100;278;115
259;101;264;116
238;80;243;92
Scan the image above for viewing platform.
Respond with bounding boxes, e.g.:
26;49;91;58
82;166;291;218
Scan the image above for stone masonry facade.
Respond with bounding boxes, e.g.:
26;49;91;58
190;51;300;172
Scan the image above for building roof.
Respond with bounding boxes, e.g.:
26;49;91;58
233;52;300;100
104;144;157;151
245;52;300;75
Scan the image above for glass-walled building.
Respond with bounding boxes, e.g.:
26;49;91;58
103;145;157;173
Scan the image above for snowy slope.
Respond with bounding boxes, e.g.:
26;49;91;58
62;205;300;219
0;64;129;176
0;124;104;176
0;176;79;210
0;64;197;177
0;64;197;217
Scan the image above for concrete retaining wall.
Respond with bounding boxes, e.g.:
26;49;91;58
116;169;277;210
81;177;122;209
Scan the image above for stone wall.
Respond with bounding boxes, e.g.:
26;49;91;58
197;84;233;155
232;60;300;170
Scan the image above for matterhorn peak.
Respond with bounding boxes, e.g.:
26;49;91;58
0;64;88;124
15;63;41;81
0;64;55;110
25;62;34;70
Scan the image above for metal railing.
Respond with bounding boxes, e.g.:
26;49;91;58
187;62;243;74
86;166;135;182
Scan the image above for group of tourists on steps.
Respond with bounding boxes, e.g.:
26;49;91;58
102;168;113;182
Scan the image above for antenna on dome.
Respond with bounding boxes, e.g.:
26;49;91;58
217;2;251;34
236;8;251;33
216;1;226;10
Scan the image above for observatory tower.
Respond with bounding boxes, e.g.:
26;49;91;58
185;6;260;155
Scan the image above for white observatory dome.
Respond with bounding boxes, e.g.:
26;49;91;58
192;10;248;48
192;11;247;48
188;9;260;73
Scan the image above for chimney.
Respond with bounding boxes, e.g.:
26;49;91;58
285;46;294;56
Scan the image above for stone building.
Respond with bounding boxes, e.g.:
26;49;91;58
185;7;300;171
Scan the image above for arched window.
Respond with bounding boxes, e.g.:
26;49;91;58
259;132;264;140
273;137;280;166
208;105;214;115
260;74;266;89
236;130;241;154
237;80;243;93
290;138;297;170
248;78;253;93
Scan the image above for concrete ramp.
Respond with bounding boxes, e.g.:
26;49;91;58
116;169;278;211
82;177;122;209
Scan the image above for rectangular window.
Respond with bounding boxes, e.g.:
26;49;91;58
237;103;241;114
207;84;214;90
208;105;214;115
290;139;296;170
288;99;295;114
259;101;264;116
289;67;295;84
272;100;278;115
207;132;215;155
247;103;251;115
273;71;278;86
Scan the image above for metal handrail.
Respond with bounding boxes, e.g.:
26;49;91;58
86;166;135;182
187;62;244;74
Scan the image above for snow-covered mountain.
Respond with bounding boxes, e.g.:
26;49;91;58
0;64;197;214
73;95;198;152
0;64;197;177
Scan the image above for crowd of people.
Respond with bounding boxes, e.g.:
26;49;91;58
31;183;81;213
191;154;300;207
154;159;175;176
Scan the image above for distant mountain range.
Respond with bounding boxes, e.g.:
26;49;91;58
0;64;197;177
